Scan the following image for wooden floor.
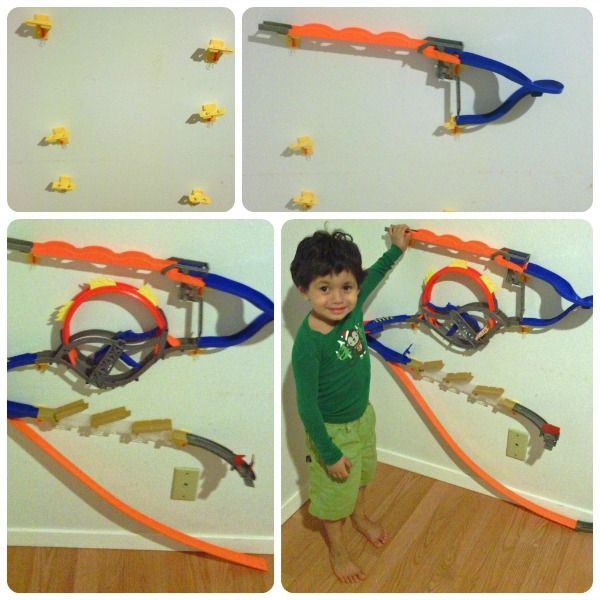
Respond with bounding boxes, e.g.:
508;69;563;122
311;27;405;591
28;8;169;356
282;463;592;593
7;546;273;593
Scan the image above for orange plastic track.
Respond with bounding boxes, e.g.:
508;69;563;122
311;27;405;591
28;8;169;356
31;241;206;289
9;419;269;571
409;229;526;272
287;24;460;64
388;363;579;530
421;264;497;330
60;281;169;367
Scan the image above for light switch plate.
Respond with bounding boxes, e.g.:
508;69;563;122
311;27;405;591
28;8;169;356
171;467;200;501
506;429;529;461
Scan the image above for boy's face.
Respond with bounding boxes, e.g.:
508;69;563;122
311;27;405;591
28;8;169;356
300;270;359;326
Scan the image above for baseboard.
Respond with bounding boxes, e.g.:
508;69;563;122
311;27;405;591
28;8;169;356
8;528;274;554
282;487;308;524
281;450;592;525
377;448;593;523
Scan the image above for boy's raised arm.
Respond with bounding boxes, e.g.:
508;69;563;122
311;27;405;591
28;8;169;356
358;225;410;304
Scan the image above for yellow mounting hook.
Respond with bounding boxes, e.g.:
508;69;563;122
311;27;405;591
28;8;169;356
206;39;233;63
289;136;314;156
199;103;226;122
45;127;70;145
444;115;465;135
287;35;300;49
188;189;212;205
51;175;76;192
24;14;52;39
293;190;318;210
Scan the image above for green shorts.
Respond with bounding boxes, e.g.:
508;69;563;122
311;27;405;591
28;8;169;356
306;403;377;521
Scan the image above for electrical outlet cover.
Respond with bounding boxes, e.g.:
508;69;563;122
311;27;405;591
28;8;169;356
506;429;529;461
171;467;201;501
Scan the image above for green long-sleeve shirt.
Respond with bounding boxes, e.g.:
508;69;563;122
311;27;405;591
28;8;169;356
292;245;402;465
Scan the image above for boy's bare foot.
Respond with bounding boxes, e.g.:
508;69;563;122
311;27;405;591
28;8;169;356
329;547;367;584
351;513;389;548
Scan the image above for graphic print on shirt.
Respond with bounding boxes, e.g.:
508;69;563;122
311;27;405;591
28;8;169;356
336;325;367;361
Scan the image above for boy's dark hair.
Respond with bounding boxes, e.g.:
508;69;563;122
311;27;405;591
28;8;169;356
290;230;367;289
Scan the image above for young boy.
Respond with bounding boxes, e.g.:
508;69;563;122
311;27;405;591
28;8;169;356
290;225;411;583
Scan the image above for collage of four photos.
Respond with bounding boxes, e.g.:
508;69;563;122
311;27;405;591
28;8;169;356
4;6;594;595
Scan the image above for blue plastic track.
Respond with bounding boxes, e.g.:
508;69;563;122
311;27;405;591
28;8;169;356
196;311;274;348
7;400;39;419
365;335;412;365
520;262;593;327
454;51;564;125
8;272;274;370
195;272;274;349
91;328;162;368
7;353;38;370
199;272;274;316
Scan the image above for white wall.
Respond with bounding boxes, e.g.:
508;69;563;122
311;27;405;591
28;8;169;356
7;8;234;211
281;220;592;523
243;7;592;212
7;219;274;553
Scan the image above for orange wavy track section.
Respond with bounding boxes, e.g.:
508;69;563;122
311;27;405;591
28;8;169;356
9;419;268;571
389;364;578;530
411;229;499;256
32;240;174;270
288;24;460;64
31;241;205;288
410;229;525;272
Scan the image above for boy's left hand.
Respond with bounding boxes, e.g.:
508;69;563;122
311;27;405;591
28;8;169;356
387;224;411;251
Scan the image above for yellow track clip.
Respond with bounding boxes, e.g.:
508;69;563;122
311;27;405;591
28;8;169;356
199;103;225;122
293;190;318;210
188;189;212;205
51;175;76;192
45;127;70;145
206;39;233;62
24;14;52;39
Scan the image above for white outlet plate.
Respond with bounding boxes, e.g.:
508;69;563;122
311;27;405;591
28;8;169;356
171;467;201;501
506;429;529;461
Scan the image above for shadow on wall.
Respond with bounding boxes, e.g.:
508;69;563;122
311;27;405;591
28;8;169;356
14;23;41;38
7;249;272;395
7;424;228;548
248;26;537;135
7;247;269;525
282;283;312;502
513;274;593;332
